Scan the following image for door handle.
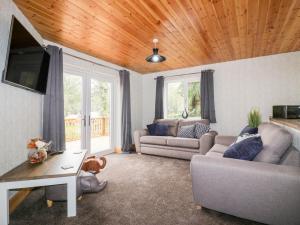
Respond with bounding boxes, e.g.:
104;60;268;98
88;115;91;126
82;115;86;127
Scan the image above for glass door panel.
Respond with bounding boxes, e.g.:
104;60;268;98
90;79;111;154
63;74;83;151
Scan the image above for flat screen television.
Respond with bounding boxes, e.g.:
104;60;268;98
2;16;50;94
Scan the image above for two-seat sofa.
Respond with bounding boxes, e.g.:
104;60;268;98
134;119;217;160
191;123;300;225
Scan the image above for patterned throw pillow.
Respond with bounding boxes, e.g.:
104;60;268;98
177;125;195;138
194;122;210;139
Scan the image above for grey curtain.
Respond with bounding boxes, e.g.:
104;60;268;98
119;70;132;153
43;45;65;151
155;76;164;119
201;70;216;123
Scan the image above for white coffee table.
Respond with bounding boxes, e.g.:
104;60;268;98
0;149;87;225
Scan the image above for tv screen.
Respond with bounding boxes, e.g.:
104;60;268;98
2;16;50;94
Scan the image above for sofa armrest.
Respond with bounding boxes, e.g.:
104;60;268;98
134;129;149;153
199;131;218;155
191;155;300;225
214;135;237;146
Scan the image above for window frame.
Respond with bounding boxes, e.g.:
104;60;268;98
164;76;201;119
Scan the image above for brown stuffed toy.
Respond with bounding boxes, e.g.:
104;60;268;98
81;156;107;174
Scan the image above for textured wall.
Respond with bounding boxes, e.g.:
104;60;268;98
0;0;43;176
142;52;300;138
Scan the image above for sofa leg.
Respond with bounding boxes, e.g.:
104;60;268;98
137;152;142;155
47;200;53;208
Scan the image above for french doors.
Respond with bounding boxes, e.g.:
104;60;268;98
63;72;115;155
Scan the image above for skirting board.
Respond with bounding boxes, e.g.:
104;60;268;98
114;145;136;154
9;188;32;214
114;146;122;154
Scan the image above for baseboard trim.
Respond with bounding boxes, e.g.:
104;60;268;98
114;146;122;154
9;188;32;214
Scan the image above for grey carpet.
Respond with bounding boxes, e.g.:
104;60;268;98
10;154;262;225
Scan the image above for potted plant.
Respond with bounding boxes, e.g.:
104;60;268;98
248;108;262;128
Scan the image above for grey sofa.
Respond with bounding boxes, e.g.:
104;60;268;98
134;119;217;160
191;123;300;225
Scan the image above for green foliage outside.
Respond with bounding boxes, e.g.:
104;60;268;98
63;75;110;117
248;108;262;128
167;82;184;119
166;81;201;119
188;82;201;117
91;80;110;117
64;75;82;117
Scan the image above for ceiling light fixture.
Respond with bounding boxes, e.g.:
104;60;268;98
145;39;166;63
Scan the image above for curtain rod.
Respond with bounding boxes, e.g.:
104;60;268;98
63;52;120;72
153;69;214;80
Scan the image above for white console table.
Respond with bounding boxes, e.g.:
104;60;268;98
0;150;87;225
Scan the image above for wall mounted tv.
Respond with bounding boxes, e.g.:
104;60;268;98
2;16;50;94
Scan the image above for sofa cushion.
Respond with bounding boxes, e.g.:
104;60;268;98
205;144;227;158
141;144;200;153
167;137;199;149
177;125;195;138
140;136;169;145
155;119;179;136
254;123;292;164
147;123;157;135
178;119;209;128
194;122;210;139
239;125;258;136
223;135;263;161
155;123;169;136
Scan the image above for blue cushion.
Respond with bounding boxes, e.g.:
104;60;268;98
223;136;263;161
239;125;258;136
147;123;168;136
147;123;157;135
155;123;169;136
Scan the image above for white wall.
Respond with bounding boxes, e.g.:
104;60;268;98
0;0;44;176
142;51;300;135
45;41;143;148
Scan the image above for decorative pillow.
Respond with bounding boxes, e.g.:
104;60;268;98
239;125;258;136
194;122;210;139
177;125;195;138
154;123;169;136
223;135;263;161
147;123;157;135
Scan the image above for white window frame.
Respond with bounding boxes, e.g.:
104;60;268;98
164;76;201;119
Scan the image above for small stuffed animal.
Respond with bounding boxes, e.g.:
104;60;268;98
81;156;107;174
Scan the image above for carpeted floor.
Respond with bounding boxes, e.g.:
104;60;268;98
10;153;262;225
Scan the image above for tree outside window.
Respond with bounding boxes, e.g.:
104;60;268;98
165;79;201;119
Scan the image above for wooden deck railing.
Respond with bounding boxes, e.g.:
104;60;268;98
65;117;109;142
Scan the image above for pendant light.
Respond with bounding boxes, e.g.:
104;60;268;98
145;39;166;63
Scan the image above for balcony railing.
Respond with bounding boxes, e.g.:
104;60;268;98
65;116;109;142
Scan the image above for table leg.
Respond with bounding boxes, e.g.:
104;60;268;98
0;186;9;225
67;176;77;217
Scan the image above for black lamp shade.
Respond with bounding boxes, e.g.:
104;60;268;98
145;48;166;63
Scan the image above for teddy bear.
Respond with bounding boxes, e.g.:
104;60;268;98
81;155;107;174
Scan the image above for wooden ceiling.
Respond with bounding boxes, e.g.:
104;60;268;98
14;0;300;74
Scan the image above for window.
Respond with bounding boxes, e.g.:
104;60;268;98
165;78;201;119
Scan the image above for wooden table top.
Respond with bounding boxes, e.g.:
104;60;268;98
270;118;300;131
0;150;87;182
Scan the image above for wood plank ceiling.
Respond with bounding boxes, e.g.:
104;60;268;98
14;0;300;74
